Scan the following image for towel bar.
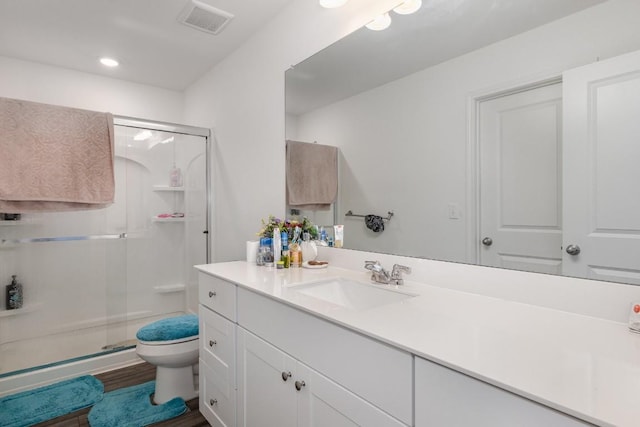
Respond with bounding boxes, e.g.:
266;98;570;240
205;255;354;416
1;233;127;245
345;210;394;221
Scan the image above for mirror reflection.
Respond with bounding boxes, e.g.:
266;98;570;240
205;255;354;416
285;0;640;285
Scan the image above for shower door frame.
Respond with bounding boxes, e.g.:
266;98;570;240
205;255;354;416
114;116;211;263
0;116;211;394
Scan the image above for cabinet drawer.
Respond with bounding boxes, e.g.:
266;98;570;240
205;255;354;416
199;304;236;384
237;287;412;425
198;273;236;321
199;359;236;427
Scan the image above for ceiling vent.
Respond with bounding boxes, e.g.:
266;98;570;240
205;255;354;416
178;0;234;35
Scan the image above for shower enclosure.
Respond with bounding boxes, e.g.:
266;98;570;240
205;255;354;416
0;118;209;382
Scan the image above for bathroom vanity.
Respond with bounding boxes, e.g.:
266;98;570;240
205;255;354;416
197;250;640;427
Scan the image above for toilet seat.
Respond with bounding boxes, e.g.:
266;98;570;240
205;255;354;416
136;314;198;344
138;335;198;346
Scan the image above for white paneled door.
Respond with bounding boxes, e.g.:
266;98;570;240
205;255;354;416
479;83;563;274
562;50;640;284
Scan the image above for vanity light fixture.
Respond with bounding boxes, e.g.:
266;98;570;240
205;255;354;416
366;12;392;31
99;57;119;67
319;0;348;8
393;0;422;15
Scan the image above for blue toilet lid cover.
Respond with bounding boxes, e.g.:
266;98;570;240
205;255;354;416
136;314;199;342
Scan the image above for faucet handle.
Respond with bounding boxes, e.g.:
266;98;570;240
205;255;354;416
364;260;382;272
391;264;411;285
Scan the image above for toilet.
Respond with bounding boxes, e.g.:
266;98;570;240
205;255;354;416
135;314;199;404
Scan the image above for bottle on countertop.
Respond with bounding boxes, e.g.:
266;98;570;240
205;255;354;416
272;227;282;263
281;245;291;268
6;275;23;310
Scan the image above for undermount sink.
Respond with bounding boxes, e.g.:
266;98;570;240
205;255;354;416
288;277;416;311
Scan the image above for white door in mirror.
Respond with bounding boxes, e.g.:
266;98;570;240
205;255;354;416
628;303;640;333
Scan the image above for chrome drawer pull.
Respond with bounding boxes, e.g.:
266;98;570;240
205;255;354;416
281;371;292;381
209;291;216;297
209;340;217;347
295;380;306;391
210;398;217;406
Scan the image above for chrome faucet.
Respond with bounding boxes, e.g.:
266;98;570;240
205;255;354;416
364;261;411;285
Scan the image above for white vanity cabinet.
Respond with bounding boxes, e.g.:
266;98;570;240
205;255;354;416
237;327;407;427
236;287;412;427
198;273;237;427
414;357;594;427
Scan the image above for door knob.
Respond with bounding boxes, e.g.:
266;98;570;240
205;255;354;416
281;371;292;381
566;244;581;256
209;340;216;347
295;380;306;391
482;237;493;246
209;291;216;297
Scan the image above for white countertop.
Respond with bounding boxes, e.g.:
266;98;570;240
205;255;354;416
195;261;640;427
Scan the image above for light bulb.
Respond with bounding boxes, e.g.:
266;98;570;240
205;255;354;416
366;13;392;31
393;0;422;15
319;0;348;8
99;57;119;67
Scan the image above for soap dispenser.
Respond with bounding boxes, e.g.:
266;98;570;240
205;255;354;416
6;275;23;310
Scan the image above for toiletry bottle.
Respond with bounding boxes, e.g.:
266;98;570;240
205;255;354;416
281;245;290;268
169;163;182;187
6;275;23;310
261;237;274;266
290;243;301;268
272;227;282;262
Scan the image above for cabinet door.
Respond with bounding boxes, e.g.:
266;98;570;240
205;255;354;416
415;357;593;426
297;363;407;427
237;327;297;427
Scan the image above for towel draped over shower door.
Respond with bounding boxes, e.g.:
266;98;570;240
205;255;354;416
286;140;338;210
0;97;115;212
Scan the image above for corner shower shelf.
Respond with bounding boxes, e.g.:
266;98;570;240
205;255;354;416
0;302;43;318
152;216;185;223
152;185;184;192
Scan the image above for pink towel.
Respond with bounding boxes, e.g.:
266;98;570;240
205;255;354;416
286;140;338;210
0;98;115;212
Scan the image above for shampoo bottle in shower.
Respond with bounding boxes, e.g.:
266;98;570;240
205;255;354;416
169;163;183;187
6;275;23;310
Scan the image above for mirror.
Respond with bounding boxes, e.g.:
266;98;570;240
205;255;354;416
285;0;640;285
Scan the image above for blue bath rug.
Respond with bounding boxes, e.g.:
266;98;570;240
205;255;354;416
0;375;103;427
88;381;187;427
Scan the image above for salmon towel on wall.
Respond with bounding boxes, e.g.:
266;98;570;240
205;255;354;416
0;97;115;212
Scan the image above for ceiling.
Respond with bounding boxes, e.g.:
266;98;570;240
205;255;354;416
286;0;606;115
0;0;294;91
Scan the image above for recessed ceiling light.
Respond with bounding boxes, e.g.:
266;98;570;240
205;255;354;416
393;0;422;15
319;0;348;8
366;13;392;31
99;57;119;67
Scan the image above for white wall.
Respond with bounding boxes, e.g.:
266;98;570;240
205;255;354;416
0;55;184;122
292;0;640;263
184;0;401;262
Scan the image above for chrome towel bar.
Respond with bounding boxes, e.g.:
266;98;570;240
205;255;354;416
1;233;127;245
345;210;394;221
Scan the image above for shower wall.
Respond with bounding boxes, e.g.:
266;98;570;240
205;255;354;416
0;122;208;376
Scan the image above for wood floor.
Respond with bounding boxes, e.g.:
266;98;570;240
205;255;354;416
34;362;210;427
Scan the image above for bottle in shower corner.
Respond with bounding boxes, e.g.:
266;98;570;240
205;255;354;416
169;163;183;187
6;275;23;310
